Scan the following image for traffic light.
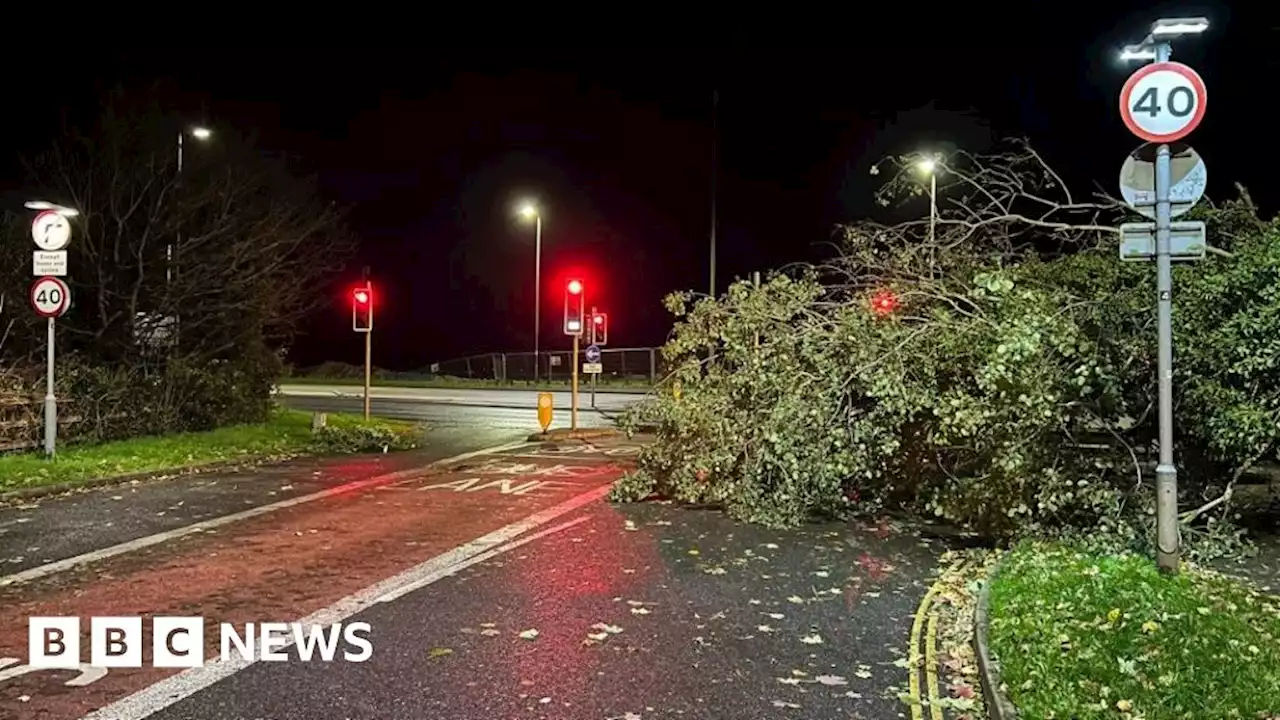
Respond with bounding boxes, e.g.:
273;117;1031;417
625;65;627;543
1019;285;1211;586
591;312;608;345
870;289;898;317
352;284;373;332
564;279;584;335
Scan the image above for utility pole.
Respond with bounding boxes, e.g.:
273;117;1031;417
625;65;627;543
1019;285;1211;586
709;89;718;298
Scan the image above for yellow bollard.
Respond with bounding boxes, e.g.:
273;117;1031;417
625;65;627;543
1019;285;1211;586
537;392;553;432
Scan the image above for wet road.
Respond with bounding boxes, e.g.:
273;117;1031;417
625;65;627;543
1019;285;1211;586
1;435;947;720
141;502;941;720
276;384;647;420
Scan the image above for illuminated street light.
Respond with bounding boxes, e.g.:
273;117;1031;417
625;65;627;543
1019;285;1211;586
1119;44;1158;61
517;200;544;380
917;155;941;243
190;126;212;140
24;200;79;217
1151;17;1209;37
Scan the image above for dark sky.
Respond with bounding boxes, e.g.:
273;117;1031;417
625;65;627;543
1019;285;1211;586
3;4;1271;371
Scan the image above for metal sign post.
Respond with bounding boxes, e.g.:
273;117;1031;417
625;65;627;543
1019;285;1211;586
31;275;71;456
1118;49;1208;574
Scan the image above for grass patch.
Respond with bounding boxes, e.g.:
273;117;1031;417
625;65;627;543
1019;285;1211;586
0;409;422;495
988;542;1280;719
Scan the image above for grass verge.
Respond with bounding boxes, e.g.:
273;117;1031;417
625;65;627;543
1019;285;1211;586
988;542;1280;719
0;409;422;495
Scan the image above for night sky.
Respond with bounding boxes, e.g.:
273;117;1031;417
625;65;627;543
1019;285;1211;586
2;4;1269;371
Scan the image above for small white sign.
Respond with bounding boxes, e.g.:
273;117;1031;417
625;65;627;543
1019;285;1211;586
583;362;603;374
31;211;72;251
33;251;68;276
1119;221;1207;262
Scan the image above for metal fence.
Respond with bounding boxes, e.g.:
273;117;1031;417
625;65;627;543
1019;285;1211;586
429;347;667;386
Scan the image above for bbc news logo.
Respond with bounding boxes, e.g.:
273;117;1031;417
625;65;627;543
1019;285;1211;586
28;617;372;668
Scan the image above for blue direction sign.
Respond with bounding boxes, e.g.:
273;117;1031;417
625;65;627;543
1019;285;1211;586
585;344;601;363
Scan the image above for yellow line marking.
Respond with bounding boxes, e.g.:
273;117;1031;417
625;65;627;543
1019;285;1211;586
926;611;943;720
908;561;962;720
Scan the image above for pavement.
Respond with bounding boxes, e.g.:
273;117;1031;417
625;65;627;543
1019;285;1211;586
0;429;947;720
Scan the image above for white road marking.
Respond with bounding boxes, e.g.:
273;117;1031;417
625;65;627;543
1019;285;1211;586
0;441;535;589
83;484;610;720
0;657;108;687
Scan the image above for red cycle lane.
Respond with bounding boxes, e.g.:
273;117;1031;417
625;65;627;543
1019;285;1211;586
0;441;637;720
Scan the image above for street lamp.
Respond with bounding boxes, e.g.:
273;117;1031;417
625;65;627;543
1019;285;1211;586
171;126;213;288
24;201;79;217
1118;15;1210;574
917;156;939;244
518;201;543;382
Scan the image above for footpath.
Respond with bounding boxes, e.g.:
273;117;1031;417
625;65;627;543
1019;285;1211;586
0;435;643;720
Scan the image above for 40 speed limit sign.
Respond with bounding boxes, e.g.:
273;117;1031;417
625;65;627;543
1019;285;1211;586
31;276;71;318
1119;61;1207;144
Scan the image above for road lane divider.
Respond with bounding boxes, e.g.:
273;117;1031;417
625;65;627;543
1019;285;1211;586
0;440;535;589
84;484;611;720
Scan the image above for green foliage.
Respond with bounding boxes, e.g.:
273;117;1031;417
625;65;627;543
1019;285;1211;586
618;173;1280;548
989;542;1280;719
312;417;420;454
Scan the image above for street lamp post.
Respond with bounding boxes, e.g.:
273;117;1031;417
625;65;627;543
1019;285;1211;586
172;126;211;288
519;203;542;382
917;157;938;244
1119;16;1209;574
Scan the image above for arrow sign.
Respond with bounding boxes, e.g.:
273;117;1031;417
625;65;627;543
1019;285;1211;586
585;344;601;363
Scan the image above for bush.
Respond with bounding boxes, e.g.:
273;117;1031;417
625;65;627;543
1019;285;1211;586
312;421;419;454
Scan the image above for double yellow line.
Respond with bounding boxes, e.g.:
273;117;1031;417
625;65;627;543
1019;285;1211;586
908;561;964;720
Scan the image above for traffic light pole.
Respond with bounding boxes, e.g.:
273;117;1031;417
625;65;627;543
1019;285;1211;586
571;332;579;431
363;328;372;420
589;305;598;409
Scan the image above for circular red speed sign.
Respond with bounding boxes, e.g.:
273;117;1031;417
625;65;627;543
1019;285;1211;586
1119;61;1207;144
30;276;71;318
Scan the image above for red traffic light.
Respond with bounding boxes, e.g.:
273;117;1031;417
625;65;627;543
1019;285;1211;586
870;290;898;316
567;279;583;295
593;314;604;325
353;289;370;305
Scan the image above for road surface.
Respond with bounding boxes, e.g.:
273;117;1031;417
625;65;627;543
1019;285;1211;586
0;434;950;720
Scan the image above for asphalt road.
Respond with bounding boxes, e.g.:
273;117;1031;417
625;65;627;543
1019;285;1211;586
131;497;941;720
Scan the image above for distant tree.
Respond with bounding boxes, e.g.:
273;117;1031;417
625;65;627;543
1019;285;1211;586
0;87;357;439
2;87;355;363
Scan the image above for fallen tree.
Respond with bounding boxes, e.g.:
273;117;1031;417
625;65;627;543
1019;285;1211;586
616;141;1280;556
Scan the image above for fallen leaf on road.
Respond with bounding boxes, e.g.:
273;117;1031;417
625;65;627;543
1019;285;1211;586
518;629;539;640
763;543;780;549
18;695;30;702
815;675;848;686
630;607;651;615
428;647;453;658
479;629;500;637
586;632;609;642
703;566;727;575
765;612;785;619
800;633;823;645
771;700;801;708
854;668;872;679
787;595;805;604
687;548;700;556
813;570;830;578
479;622;496;628
757;625;777;633
592;623;623;634
624;520;637;531
776;677;803;685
